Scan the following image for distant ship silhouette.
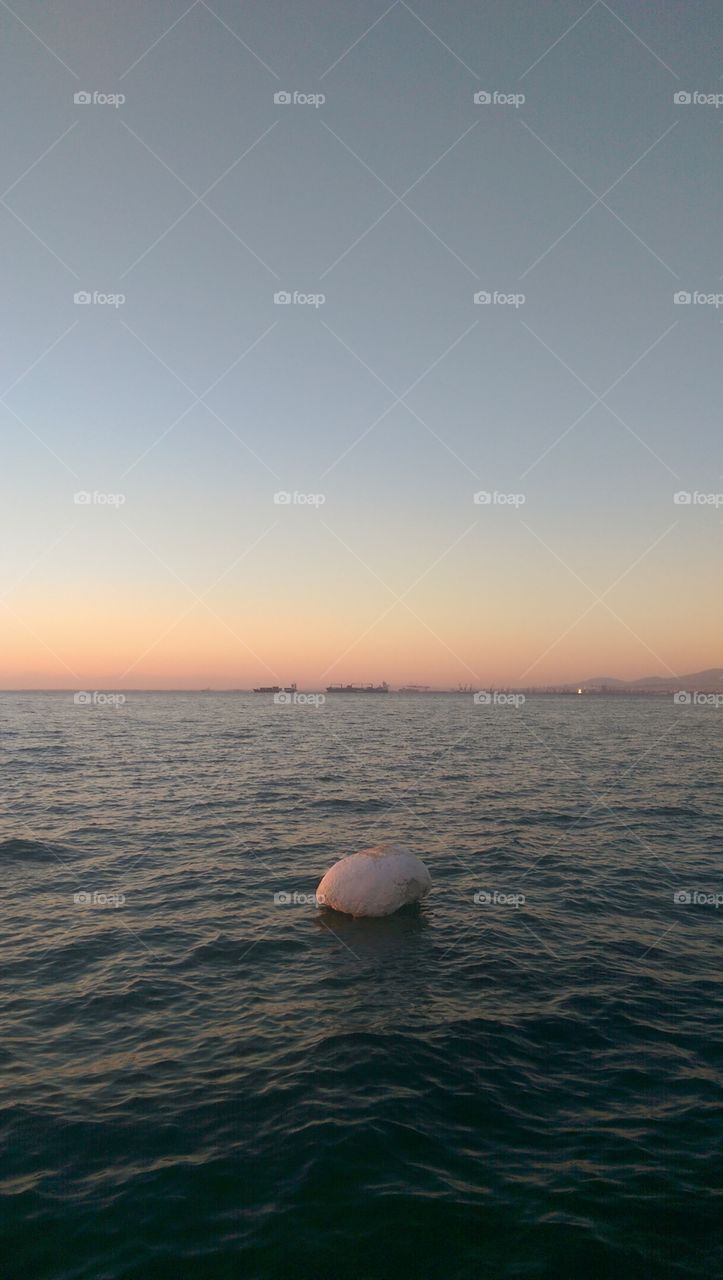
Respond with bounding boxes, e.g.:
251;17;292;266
325;682;389;694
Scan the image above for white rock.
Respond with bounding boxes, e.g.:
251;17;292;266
316;843;432;917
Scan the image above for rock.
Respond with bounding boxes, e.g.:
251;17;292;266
316;843;432;917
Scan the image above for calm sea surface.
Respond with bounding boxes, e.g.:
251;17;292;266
1;692;721;1279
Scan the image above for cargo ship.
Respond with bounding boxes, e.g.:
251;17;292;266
253;682;297;693
325;682;389;694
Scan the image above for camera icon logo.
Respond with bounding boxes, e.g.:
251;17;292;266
274;91;292;105
673;491;691;505
473;491;491;505
274;891;291;903
73;691;92;705
473;291;491;305
473;691;492;704
473;91;491;104
74;91;92;105
673;889;692;903
273;291;291;304
273;691;292;705
673;291;691;305
73;890;92;904
673;92;691;105
74;291;92;304
673;690;691;705
73;491;91;505
273;491;291;504
474;890;492;903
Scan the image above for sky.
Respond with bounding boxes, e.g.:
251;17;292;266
1;0;721;689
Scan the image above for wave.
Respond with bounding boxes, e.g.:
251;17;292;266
0;837;71;862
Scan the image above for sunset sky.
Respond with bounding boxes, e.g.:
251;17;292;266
2;0;720;688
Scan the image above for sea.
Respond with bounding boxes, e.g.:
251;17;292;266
1;691;721;1279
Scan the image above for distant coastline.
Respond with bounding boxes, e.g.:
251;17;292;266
3;668;722;698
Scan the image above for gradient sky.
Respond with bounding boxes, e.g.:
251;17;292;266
1;0;720;688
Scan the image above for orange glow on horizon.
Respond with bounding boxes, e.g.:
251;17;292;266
1;578;720;690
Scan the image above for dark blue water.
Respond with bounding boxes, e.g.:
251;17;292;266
1;692;721;1279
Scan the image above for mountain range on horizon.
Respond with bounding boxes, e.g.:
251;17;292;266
567;668;723;692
